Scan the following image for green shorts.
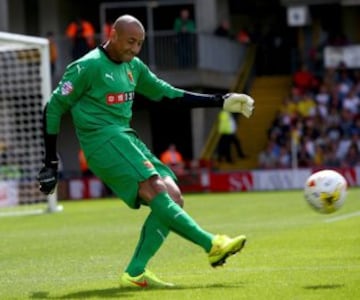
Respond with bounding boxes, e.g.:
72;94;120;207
87;131;176;209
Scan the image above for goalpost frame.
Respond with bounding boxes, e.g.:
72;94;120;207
0;31;62;215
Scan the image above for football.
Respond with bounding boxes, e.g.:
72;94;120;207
304;169;347;214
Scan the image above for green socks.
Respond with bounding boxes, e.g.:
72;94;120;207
150;192;213;251
126;212;169;276
126;192;214;277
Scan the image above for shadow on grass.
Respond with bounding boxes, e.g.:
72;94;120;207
303;284;344;290
30;282;245;299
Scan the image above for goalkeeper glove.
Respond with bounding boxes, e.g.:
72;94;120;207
223;93;255;118
37;161;58;195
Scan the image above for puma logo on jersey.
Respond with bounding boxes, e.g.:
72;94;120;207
76;65;85;74
105;73;115;81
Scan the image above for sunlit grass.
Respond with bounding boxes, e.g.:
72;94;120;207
0;188;359;299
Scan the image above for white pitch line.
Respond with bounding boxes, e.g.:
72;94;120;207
324;211;360;223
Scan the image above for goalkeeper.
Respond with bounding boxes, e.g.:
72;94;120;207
38;14;254;288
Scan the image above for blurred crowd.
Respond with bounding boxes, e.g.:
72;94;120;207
258;61;360;169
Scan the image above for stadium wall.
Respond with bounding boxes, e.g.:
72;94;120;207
53;167;359;200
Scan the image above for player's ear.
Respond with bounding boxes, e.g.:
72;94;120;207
109;28;117;41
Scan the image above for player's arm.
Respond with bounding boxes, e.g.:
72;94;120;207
152;88;255;118
38;62;89;194
37;103;59;195
159;91;255;118
135;60;254;117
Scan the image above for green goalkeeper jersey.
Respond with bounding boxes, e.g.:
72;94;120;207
46;47;184;155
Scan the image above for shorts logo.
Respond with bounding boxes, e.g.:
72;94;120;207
61;81;73;95
143;160;154;169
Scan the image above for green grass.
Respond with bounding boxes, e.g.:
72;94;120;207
1;188;360;299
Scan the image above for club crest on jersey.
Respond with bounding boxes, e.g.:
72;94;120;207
106;91;135;104
61;81;73;95
143;160;154;169
127;71;134;83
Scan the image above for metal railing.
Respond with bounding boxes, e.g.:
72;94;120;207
55;31;247;78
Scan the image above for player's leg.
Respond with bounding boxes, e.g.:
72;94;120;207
87;133;246;287
231;134;246;158
139;175;214;250
139;176;246;269
124;177;182;277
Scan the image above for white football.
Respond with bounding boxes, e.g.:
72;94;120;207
304;169;347;214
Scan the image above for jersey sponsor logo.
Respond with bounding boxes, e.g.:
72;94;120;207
106;91;135;104
61;81;74;95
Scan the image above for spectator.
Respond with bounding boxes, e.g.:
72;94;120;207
297;146;312;167
336;66;354;100
66;17;95;60
217;110;246;163
160;144;185;176
323;142;341;168
340;109;356;138
277;144;291;168
214;20;233;39
102;20;113;42
342;87;360;116
296;93;317;118
341;142;360;167
312;143;326;166
236;27;251;44
314;83;331;118
78;149;92;178
258;141;279;169
173;8;196;67
292;63;318;94
278;95;299;123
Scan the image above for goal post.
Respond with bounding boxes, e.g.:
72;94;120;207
0;31;62;216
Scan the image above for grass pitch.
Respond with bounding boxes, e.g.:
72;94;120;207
1;188;359;299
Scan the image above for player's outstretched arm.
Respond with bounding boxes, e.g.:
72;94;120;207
161;91;255;118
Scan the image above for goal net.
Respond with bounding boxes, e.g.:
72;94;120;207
0;32;62;216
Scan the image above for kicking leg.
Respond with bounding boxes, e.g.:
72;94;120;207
140;176;246;264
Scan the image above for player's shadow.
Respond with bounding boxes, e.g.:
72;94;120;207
30;282;245;299
303;283;344;290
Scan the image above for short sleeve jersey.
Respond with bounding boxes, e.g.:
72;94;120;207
46;47;184;154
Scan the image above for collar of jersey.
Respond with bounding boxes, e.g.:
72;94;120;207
98;45;124;65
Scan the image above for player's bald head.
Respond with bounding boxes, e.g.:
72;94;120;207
113;15;145;35
105;14;145;62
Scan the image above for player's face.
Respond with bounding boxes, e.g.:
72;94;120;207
112;24;145;62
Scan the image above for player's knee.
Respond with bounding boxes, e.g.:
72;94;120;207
171;192;184;207
138;175;184;207
138;175;167;202
164;176;184;207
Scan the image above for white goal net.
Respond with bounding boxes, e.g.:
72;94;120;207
0;32;61;216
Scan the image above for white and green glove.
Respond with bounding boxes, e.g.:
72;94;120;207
223;93;255;118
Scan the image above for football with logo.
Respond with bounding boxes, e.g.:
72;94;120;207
304;169;347;214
